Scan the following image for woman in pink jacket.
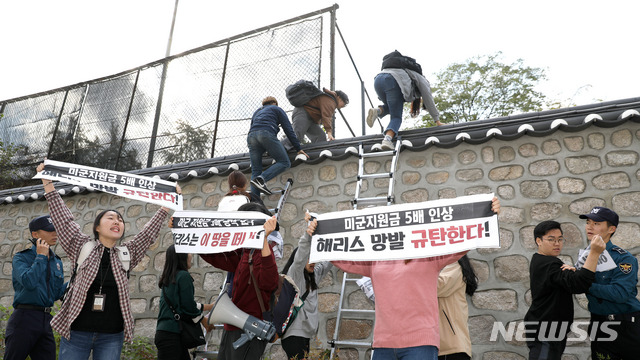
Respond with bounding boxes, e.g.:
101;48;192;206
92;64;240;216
332;197;500;360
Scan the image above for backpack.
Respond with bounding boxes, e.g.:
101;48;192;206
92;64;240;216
248;250;308;340
264;274;309;339
381;50;423;75
62;241;130;303
285;80;326;107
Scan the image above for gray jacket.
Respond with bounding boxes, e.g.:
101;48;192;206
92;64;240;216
282;232;333;339
380;68;440;122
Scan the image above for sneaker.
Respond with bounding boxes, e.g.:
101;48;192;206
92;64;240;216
366;108;378;128
381;139;394;151
251;177;273;195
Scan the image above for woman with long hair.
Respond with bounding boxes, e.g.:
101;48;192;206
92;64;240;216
155;245;213;360
280;214;333;359
437;255;478;360
36;162;179;360
200;202;280;360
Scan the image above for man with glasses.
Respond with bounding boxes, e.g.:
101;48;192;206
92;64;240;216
524;220;605;360
579;207;640;360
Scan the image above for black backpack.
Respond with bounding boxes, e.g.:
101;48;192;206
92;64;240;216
285;80;326;107
381;50;423;75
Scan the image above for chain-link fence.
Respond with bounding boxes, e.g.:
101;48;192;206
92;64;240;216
0;6;339;188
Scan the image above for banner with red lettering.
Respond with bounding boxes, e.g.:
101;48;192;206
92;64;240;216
171;210;269;254
33;159;183;210
309;193;499;262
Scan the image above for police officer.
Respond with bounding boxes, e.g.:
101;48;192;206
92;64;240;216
4;215;66;360
580;206;640;360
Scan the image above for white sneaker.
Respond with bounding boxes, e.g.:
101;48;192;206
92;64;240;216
366;108;378;128
381;139;394;151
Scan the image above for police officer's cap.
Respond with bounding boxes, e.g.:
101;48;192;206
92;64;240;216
29;215;56;232
579;207;619;227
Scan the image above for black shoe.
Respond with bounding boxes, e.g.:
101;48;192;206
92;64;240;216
251;177;273;195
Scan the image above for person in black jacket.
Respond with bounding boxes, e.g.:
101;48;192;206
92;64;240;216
247;96;308;197
524;220;605;360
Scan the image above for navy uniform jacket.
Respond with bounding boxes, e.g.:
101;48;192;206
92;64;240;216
12;244;66;308
587;241;640;315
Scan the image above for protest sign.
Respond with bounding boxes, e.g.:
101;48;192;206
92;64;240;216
310;193;499;262
33;159;183;210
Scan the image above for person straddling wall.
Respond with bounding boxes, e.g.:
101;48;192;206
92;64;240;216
4;215;65;360
281;88;348;150
248;96;308;198
366;50;442;150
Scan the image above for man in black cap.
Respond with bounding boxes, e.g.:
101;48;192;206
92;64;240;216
578;206;640;360
4;215;66;360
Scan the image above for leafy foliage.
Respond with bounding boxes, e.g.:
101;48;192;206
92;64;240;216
427;52;547;124
161;119;211;164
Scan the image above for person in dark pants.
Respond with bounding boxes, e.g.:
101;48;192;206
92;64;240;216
155;245;214;360
4;215;66;360
525;220;605;360
580;207;640;360
247;96;308;198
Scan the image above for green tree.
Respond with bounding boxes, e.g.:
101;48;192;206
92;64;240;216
161;119;210;164
425;52;547;124
75;122;143;171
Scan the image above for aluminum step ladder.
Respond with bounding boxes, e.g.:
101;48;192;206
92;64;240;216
352;138;402;209
330;138;402;360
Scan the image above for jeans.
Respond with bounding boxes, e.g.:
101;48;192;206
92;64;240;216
59;330;124;360
374;73;405;136
247;130;291;198
372;345;438;360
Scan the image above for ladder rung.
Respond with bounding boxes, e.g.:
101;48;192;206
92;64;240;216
353;196;392;206
337;309;375;314
358;173;392;180
329;340;373;348
360;150;395;158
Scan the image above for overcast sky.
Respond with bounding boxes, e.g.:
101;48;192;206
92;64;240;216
2;0;639;129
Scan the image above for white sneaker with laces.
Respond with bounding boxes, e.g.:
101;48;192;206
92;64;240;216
381;139;394;151
366;108;379;128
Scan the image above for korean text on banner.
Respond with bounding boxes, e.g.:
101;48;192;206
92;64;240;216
33;159;183;211
309;193;499;263
171;210;270;254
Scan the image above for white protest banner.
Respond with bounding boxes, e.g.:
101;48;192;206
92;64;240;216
171;210;269;254
33;159;183;210
574;246;616;272
309;193;499;263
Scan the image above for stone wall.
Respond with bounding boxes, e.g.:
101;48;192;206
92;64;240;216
1;122;639;360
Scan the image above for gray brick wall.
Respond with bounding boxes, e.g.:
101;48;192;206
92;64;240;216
1;123;639;359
